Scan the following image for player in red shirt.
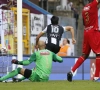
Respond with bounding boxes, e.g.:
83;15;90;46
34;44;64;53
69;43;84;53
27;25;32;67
67;0;100;82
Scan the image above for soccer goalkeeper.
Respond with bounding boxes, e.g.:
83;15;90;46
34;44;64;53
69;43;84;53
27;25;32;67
0;41;63;82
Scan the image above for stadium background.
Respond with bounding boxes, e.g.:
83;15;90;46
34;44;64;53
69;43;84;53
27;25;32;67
0;0;98;81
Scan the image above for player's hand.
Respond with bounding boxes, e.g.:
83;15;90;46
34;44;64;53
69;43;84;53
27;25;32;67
72;38;76;44
11;59;19;64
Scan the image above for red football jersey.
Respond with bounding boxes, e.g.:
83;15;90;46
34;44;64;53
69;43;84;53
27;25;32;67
82;0;99;30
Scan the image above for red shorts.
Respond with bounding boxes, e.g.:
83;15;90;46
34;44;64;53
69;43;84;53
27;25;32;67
82;30;100;54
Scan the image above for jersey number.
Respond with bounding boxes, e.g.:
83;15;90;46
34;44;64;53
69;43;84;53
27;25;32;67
51;26;59;33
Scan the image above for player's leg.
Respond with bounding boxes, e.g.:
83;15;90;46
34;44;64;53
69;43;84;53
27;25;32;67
0;67;22;82
21;69;32;79
67;53;89;82
12;69;32;82
13;69;34;82
94;54;100;81
88;31;100;81
72;53;89;72
67;32;91;82
0;68;32;82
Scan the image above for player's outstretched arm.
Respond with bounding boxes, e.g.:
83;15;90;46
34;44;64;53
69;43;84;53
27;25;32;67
65;26;76;44
53;53;63;63
11;53;36;66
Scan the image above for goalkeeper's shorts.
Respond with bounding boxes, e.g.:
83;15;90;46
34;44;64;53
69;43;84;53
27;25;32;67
28;70;49;82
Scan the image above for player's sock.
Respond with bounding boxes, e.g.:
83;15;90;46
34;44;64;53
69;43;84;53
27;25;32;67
12;76;25;82
16;76;26;82
94;56;100;79
18;76;25;81
71;56;85;72
94;77;99;81
0;68;21;81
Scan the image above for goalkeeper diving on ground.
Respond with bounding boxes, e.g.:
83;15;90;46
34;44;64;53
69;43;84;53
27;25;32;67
0;41;63;82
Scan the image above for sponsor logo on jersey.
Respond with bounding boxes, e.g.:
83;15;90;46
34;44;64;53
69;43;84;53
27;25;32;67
40;51;50;55
50;33;60;38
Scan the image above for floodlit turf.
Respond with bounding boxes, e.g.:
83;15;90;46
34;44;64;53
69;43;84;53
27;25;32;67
0;80;100;90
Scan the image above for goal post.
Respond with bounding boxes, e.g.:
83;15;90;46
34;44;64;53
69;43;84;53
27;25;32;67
17;0;23;78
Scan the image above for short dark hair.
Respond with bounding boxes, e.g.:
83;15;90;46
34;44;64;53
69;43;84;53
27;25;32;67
51;16;59;25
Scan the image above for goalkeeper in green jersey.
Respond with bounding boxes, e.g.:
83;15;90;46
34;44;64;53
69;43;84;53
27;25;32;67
0;41;63;82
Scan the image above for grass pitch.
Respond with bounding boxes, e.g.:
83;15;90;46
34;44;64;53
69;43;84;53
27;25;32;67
0;80;100;90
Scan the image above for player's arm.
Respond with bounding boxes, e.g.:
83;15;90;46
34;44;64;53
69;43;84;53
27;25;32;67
96;0;100;3
36;32;44;46
36;27;47;46
52;52;63;63
64;26;76;44
11;53;36;66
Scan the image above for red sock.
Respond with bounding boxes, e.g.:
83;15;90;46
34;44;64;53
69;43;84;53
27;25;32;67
94;57;100;77
72;56;85;72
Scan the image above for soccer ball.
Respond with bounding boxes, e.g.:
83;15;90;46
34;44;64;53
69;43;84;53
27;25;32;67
0;47;8;54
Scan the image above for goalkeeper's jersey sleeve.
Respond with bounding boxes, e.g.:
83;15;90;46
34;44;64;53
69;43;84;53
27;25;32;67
52;52;63;63
18;53;36;65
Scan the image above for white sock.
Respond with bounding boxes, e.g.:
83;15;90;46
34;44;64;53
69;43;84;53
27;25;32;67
94;77;99;80
71;70;74;75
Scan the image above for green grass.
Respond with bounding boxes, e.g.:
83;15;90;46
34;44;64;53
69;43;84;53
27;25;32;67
0;80;100;90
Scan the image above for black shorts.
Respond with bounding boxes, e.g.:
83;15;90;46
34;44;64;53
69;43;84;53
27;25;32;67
24;69;32;78
46;43;60;54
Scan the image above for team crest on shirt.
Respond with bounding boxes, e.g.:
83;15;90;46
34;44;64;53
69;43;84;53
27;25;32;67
83;6;90;11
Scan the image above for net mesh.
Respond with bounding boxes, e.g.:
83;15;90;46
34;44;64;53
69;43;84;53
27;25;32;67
0;1;16;77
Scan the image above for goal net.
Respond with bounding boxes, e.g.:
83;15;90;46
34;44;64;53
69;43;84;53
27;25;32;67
0;0;21;81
